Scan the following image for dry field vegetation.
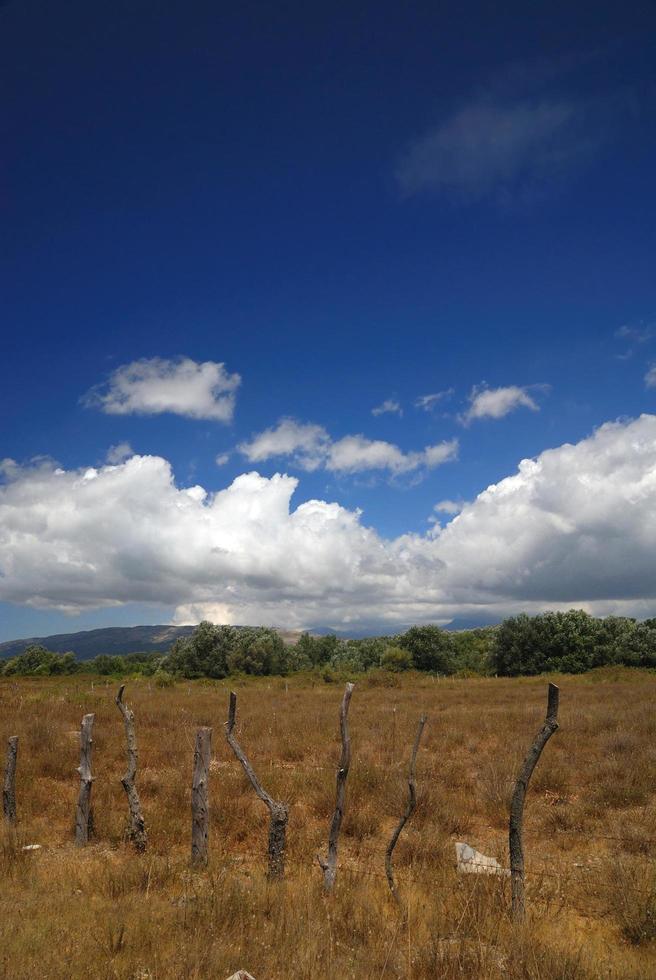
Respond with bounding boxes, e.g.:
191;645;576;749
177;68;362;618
2;669;656;979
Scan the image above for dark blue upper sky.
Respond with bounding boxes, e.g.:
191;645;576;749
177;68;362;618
2;1;656;639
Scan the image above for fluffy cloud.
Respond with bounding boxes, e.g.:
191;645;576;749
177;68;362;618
397;96;615;204
238;419;330;472
462;384;542;423
1;416;655;628
84;357;241;421
372;398;402;417
238;418;458;475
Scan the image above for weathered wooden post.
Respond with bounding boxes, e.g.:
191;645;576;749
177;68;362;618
3;736;19;824
318;682;354;891
385;715;427;906
509;683;560;923
225;692;288;880
115;685;147;852
75;713;95;845
191;726;212;866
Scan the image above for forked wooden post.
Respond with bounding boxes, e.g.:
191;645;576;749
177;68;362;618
385;715;427;906
3;736;19;825
191;727;212;866
115;685;147;852
225;692;288;880
75;713;95;845
509;683;560;923
318;682;355;891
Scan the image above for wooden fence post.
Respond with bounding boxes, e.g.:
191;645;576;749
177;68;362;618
3;736;18;825
115;685;147;852
509;683;560;922
318;682;355;891
191;727;212;866
225;692;288;880
75;713;95;845
385;715;427;905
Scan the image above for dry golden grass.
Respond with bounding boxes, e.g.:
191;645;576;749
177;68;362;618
1;668;656;978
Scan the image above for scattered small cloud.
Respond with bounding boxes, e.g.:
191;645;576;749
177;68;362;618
461;384;546;424
238;419;330;472
106;442;134;464
372;398;402;417
83;356;241;422
397;94;619;206
414;389;454;411
238;418;458;476
615;320;655;360
434;499;465;515
646;365;656;389
215;453;231;466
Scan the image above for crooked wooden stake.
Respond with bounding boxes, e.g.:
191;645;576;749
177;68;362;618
191;727;212;866
509;682;560;923
75;713;95;845
226;692;288;880
3;736;18;825
385;715;427;906
318;682;355;891
115;685;147;852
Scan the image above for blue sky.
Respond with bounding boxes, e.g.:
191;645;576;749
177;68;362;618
1;1;656;640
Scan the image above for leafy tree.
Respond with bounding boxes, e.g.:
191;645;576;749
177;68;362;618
397;625;454;673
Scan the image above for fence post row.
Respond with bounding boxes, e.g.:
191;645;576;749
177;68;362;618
318;682;355;891
191;726;212;866
385;714;427;906
75;713;95;846
509;682;560;923
3;735;18;825
115;685;147;852
225;691;288;880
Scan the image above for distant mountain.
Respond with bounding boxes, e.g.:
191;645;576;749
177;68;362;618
0;624;196;660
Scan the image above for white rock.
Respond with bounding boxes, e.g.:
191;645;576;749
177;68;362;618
455;842;509;877
225;973;256;980
21;844;42;852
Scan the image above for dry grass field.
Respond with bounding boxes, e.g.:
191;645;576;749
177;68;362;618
1;668;656;979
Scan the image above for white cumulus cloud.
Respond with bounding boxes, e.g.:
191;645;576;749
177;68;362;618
1;415;655;628
84;357;241;421
238;418;458;475
462;384;543;424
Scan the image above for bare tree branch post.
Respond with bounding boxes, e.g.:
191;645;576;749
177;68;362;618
509;682;560;923
318;682;355;891
75;713;95;846
115;685;147;852
225;692;288;880
385;715;427;906
191;726;212;866
3;736;19;825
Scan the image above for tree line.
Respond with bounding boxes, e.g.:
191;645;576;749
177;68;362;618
2;610;656;679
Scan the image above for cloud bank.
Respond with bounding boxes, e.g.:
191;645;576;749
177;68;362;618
84;357;241;421
1;415;655;628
